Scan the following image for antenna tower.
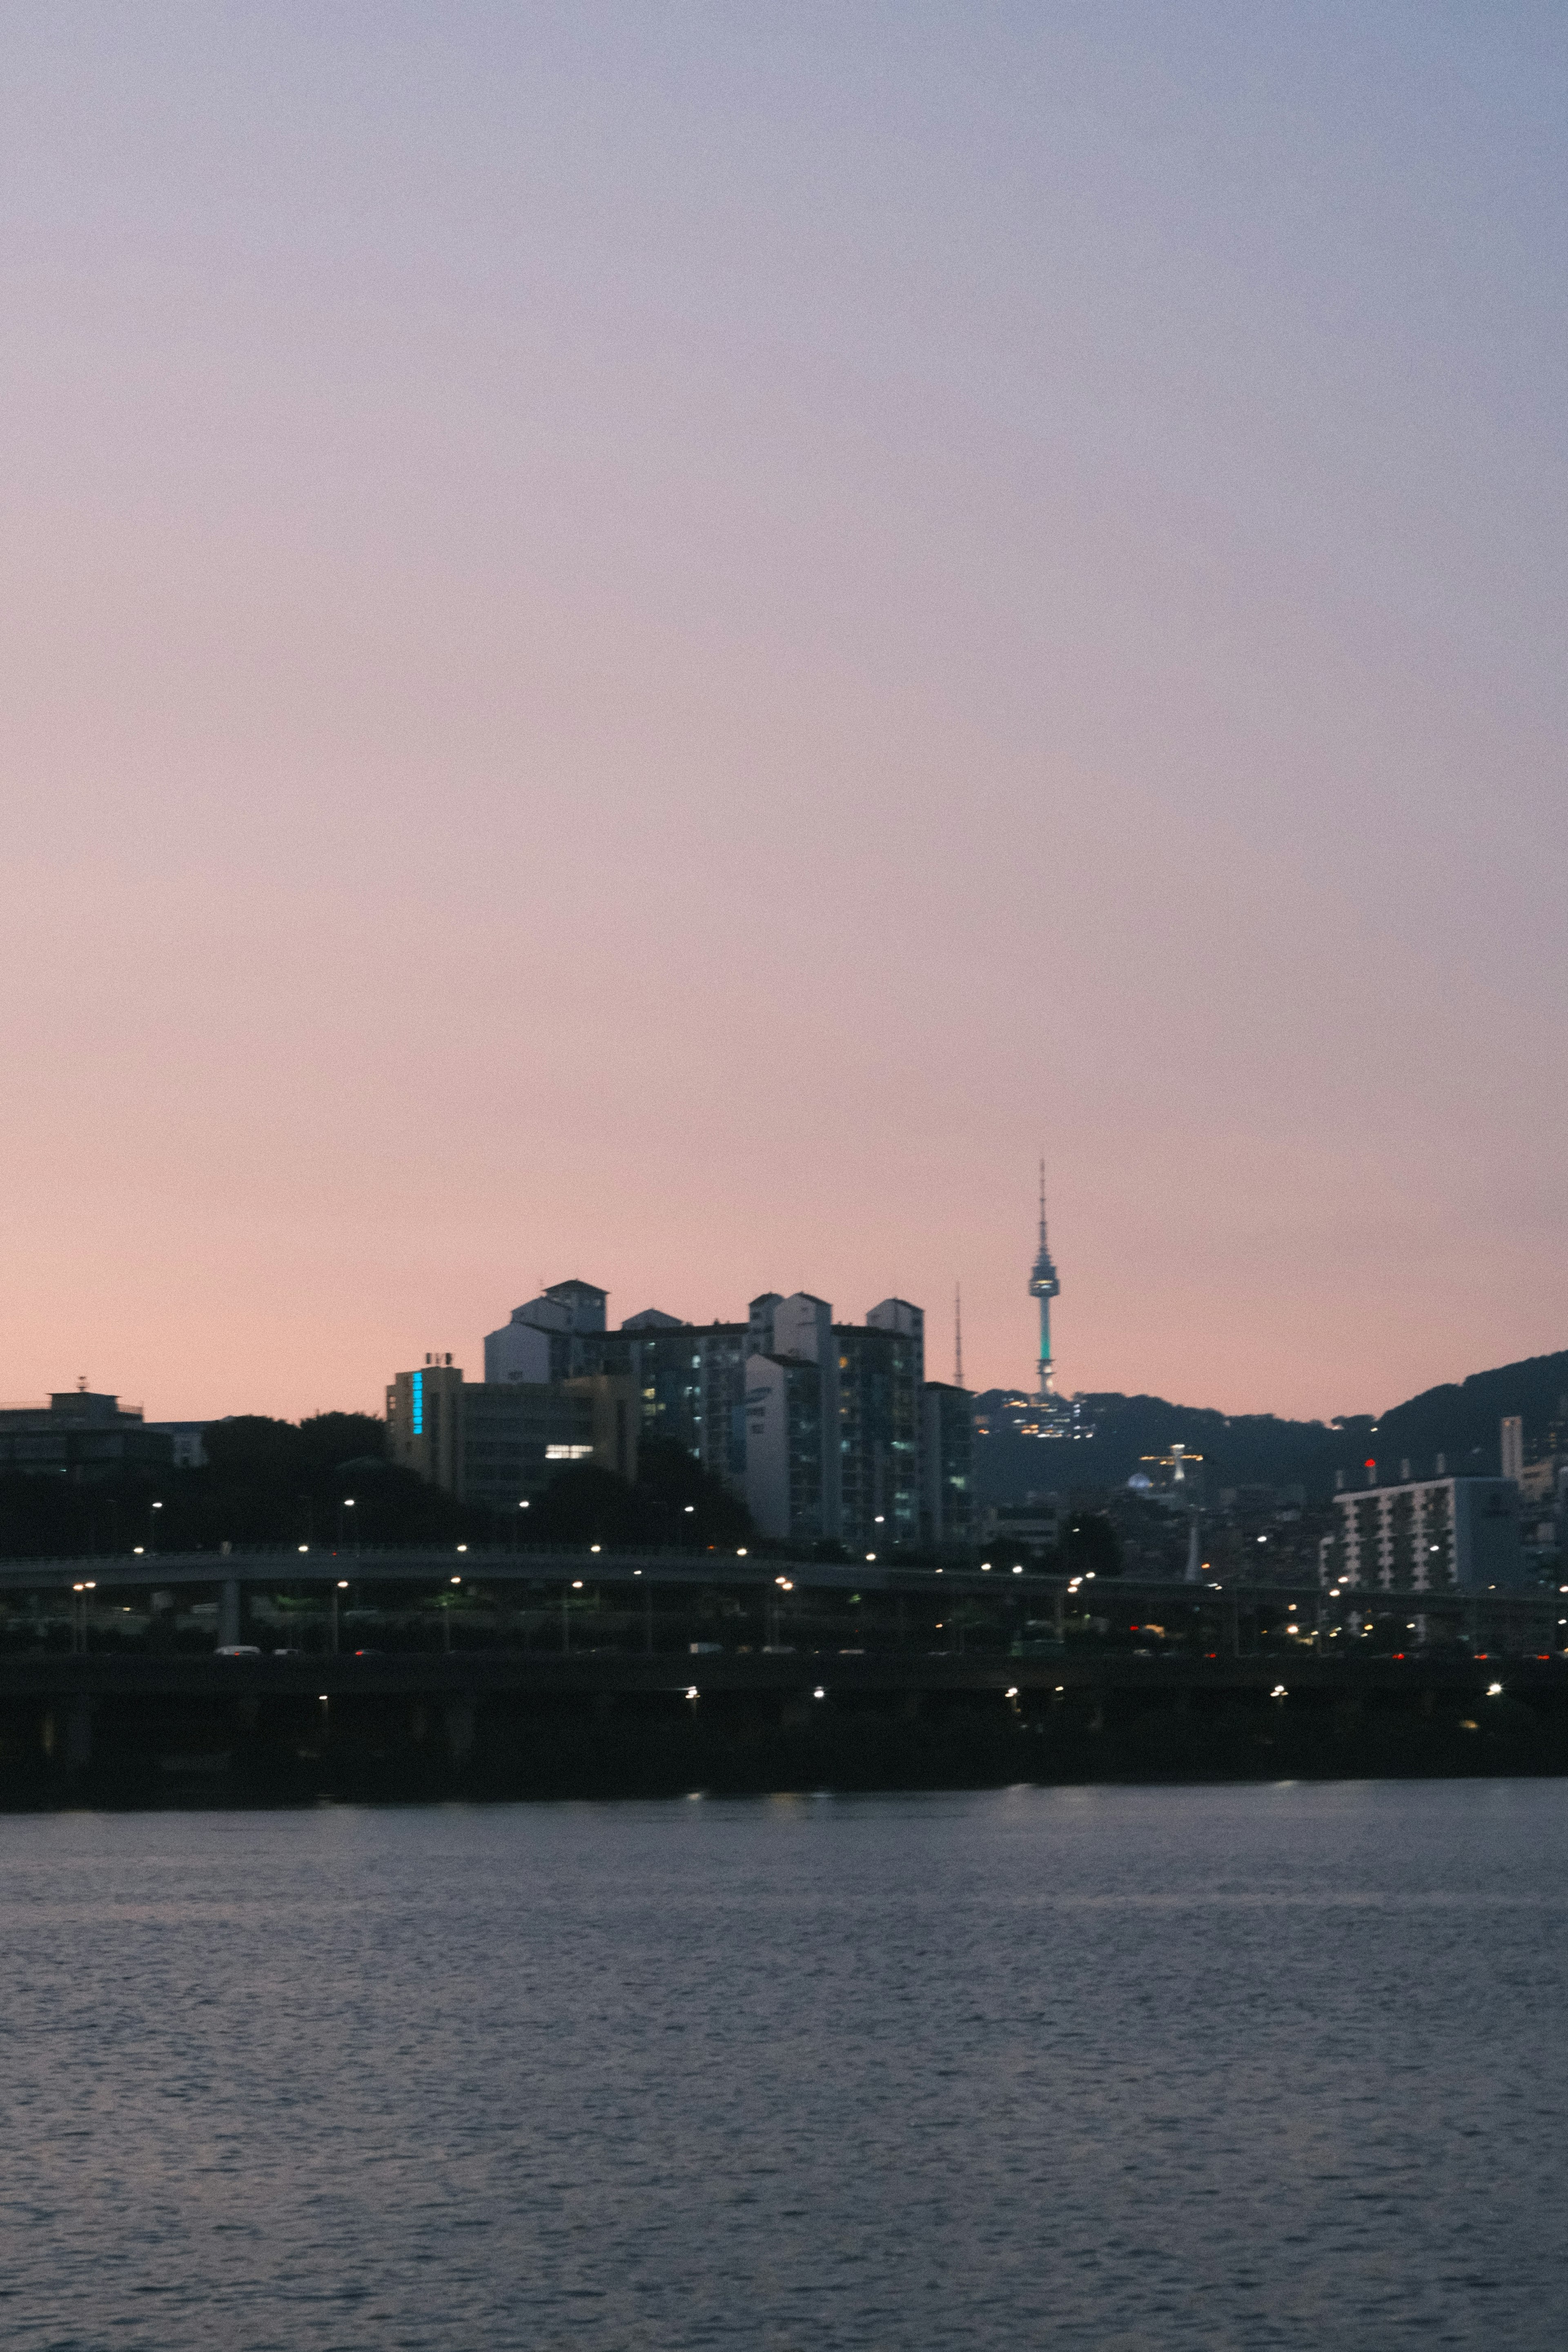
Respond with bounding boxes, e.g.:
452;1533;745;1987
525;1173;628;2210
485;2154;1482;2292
1028;1156;1061;1401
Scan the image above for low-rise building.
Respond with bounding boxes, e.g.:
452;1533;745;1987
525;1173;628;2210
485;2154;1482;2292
386;1359;637;1512
0;1392;173;1482
147;1421;210;1470
980;1492;1062;1563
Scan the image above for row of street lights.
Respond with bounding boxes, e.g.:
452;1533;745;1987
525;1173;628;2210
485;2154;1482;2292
110;1490;733;1562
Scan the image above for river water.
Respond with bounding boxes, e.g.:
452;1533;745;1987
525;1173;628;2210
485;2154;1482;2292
2;1781;1564;2350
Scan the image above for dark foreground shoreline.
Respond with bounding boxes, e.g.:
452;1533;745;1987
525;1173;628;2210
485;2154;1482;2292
6;1707;1568;1809
5;1646;1567;1806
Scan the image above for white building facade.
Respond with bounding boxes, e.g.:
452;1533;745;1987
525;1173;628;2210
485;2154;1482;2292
1325;1476;1523;1593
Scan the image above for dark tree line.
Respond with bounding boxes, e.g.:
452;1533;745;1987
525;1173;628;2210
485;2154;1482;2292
0;1419;751;1559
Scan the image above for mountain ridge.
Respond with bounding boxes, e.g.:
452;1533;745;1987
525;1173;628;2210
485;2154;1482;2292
972;1347;1568;1504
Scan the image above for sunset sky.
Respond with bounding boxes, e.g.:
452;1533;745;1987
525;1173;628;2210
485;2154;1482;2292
2;3;1564;1425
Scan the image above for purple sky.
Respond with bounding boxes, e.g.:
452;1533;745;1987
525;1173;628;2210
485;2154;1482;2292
2;3;1564;1424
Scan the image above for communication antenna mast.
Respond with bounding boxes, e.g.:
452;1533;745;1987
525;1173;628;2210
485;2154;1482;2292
1028;1156;1060;1401
954;1285;964;1388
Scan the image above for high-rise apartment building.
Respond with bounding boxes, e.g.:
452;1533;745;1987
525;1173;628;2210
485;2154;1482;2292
867;1296;924;1379
921;1381;974;1543
745;1356;836;1541
692;1323;753;1490
607;1316;755;1490
468;1272;961;1552
486;1286;797;1502
745;1294;841;1542
837;1301;923;1548
483;1281;631;1384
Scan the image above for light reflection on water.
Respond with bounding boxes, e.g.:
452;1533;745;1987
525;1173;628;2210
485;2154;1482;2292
3;1780;1565;2350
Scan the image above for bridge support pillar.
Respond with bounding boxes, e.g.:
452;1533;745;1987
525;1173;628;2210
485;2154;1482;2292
65;1695;94;1775
219;1579;241;1647
445;1699;476;1768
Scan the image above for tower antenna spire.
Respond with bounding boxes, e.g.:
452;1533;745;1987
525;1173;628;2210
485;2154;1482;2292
1007;1158;1094;1444
954;1285;964;1388
1028;1157;1060;1403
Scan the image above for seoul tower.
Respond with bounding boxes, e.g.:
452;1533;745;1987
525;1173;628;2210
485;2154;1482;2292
1029;1160;1060;1401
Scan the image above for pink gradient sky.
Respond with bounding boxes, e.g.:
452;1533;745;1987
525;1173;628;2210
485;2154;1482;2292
2;4;1565;1425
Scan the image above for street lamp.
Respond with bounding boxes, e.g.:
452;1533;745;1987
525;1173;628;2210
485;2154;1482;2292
341;1496;356;1551
149;1499;163;1553
331;1578;348;1654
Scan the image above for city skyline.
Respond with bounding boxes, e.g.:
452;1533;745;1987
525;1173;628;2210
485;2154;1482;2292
2;6;1564;1425
4;18;1563;2348
21;1189;1567;1442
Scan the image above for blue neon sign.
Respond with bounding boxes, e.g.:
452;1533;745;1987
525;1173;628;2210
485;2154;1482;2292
412;1370;424;1435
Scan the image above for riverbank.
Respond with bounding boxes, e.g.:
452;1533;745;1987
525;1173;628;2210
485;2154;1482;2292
6;1696;1567;1806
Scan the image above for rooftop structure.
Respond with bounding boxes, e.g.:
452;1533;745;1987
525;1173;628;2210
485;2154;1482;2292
0;1392;173;1482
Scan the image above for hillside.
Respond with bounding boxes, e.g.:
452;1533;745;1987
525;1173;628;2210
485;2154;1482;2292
973;1348;1568;1506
